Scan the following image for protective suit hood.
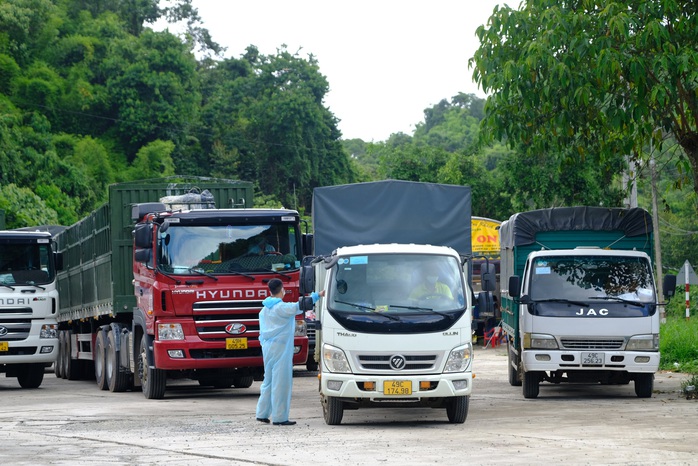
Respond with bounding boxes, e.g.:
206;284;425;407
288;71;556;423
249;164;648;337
262;296;283;308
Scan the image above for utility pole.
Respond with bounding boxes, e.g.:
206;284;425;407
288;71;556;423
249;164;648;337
650;156;665;322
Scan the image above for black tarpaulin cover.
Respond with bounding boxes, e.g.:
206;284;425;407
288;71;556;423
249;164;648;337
499;206;653;248
312;180;472;256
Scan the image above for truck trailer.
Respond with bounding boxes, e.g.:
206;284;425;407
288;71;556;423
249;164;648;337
54;177;309;398
0;229;62;388
302;180;487;424
500;206;676;398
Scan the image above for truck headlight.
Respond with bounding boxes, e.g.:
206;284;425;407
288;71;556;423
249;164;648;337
524;333;559;349
295;319;307;337
626;334;658;351
40;324;58;339
443;343;473;373
322;343;352;373
158;323;184;340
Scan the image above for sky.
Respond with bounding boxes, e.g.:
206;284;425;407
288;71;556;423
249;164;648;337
174;0;506;142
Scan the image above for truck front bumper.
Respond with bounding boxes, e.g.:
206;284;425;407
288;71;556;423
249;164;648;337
0;337;58;365
153;337;308;370
320;371;472;400
522;350;659;373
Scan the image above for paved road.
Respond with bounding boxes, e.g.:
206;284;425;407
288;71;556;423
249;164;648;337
1;346;696;465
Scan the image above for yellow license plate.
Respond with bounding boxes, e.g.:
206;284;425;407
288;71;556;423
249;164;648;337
225;338;248;350
0;342;8;352
383;380;412;395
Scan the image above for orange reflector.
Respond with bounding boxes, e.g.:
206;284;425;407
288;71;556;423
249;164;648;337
364;382;375;391
420;381;430;390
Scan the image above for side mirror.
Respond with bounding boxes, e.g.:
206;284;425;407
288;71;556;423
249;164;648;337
477;291;494;316
299;264;315;295
133;224;152;249
481;263;496;292
663;274;677;299
54;252;64;271
134;248;152;264
508;275;521;298
302;233;314;257
298;296;315;311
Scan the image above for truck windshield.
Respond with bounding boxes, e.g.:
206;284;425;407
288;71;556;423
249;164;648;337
528;255;656;314
0;242;54;285
156;223;302;275
327;253;466;333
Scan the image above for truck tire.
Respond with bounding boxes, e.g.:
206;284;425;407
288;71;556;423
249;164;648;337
306;356;319;372
634;373;654;398
55;331;65;379
17;363;44;389
139;334;166;399
106;331;129;392
507;339;522;387
522;370;541;399
232;375;254;388
94;331;108;390
446;395;470;423
322;395;344;425
65;331;82;381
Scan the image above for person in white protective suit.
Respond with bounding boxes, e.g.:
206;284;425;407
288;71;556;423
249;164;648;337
256;278;324;426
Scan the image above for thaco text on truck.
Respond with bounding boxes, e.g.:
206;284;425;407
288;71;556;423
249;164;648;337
0;229;63;388
500;206;676;399
54;177;310;399
301;180;493;425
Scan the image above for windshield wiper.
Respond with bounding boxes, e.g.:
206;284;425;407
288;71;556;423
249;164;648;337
588;296;647;307
0;283;15;290
334;300;400;320
532;298;590;307
15;282;46;290
187;267;218;281
389;304;453;319
267;269;292;281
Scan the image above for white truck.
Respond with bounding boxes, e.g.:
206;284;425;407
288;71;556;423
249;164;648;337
302;180;486;425
0;229;62;388
500;206;676;398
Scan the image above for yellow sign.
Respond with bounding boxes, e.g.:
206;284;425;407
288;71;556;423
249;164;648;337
472;217;501;256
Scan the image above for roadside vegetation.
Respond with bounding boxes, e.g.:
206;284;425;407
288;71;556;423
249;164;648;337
661;290;698;374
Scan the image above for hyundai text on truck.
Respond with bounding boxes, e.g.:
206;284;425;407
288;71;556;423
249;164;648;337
53;177;309;399
500;206;676;399
0;229;62;388
302;180;489;424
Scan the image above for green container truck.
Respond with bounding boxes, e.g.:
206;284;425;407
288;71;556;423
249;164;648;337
500;206;675;398
54;177;309;398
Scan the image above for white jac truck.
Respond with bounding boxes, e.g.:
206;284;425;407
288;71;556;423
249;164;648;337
0;229;62;388
500;206;676;398
301;180;492;425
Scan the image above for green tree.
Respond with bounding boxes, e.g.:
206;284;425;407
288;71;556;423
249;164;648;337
128;139;176;179
470;1;698;200
0;183;58;228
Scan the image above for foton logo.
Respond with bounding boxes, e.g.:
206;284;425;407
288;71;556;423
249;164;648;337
196;289;270;300
225;323;247;335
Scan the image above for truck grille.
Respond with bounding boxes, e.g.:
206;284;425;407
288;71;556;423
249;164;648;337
560;339;625;350
0;318;32;341
357;353;439;371
192;299;261;343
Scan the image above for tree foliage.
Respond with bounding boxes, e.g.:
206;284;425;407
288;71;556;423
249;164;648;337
470;0;698;200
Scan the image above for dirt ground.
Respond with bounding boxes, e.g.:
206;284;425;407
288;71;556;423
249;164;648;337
1;345;696;465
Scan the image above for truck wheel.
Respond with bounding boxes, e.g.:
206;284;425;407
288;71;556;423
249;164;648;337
634;373;654;398
17;363;44;389
306;356;319;372
94;331;108;390
507;339;522;387
522;371;540;399
106;331;129;392
139;334;166;399
232;375;254;388
65;331;82;381
55;331;65;379
322;395;344;425
446;395;469;423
